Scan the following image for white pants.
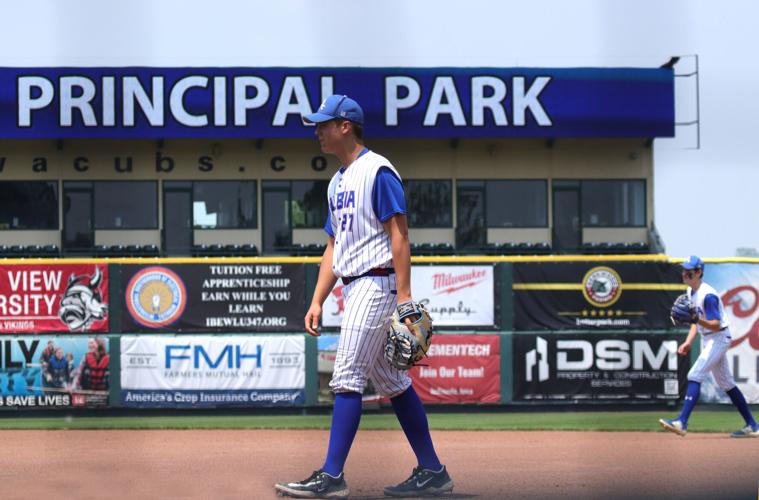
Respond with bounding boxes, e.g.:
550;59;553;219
330;274;411;397
687;329;736;391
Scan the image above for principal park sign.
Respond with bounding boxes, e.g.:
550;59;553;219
0;67;675;139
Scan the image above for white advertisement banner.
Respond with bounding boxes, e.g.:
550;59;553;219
698;263;759;404
121;335;304;396
322;265;495;327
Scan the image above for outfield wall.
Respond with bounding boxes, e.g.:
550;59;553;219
1;256;757;410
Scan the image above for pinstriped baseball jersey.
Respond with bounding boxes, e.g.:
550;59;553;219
327;150;401;278
688;282;729;334
686;281;735;389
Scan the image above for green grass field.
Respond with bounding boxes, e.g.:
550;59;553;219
0;410;749;433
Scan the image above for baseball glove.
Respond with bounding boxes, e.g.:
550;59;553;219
670;293;698;326
384;301;433;370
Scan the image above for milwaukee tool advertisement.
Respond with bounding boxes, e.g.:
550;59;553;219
321;265;495;328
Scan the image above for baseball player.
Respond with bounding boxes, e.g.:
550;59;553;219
659;255;759;437
274;95;453;498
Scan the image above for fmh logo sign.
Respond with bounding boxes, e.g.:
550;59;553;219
524;336;678;382
165;343;263;369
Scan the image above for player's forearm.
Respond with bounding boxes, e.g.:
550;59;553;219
390;229;412;303
382;214;412;302
683;325;699;347
311;240;338;306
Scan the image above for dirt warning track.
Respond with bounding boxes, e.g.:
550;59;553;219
1;429;757;500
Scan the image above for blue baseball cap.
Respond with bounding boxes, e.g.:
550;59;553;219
302;95;364;125
682;255;704;270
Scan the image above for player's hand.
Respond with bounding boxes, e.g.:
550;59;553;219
677;342;691;356
403;314;422;326
304;303;322;337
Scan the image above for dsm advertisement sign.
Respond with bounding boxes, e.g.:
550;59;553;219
513;333;688;402
120;335;305;407
0;67;674;139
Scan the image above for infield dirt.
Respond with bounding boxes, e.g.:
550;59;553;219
1;429;757;499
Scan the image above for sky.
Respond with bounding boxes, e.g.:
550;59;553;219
1;0;757;258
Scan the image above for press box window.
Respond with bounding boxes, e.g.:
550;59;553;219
404;180;452;227
486;180;547;227
582;180;645;227
0;181;58;230
292;180;329;228
94;181;157;229
193;181;257;229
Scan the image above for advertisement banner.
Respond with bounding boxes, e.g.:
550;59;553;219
317;335;340;404
411;334;500;404
0;67;674;139
513;333;688;401
316;334;389;404
120;263;305;332
698;263;759;403
0;336;110;408
0;264;108;333
513;261;683;330
322;265;495;328
120;335;305;407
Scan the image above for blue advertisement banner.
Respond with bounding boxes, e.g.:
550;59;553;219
0;67;674;139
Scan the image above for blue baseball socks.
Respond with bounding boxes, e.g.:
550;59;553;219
675;382;757;431
727;386;758;428
678;380;701;427
391;386;442;471
322;387;443;477
322;391;363;477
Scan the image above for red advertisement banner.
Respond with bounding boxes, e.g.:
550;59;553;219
410;334;500;404
0;264;108;333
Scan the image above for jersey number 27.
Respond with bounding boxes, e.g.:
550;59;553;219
340;213;354;232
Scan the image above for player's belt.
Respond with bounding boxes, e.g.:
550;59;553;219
342;267;395;286
703;326;728;336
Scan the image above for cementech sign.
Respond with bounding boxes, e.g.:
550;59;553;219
0;67;674;139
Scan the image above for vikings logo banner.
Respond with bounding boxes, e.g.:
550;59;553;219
0;264;109;333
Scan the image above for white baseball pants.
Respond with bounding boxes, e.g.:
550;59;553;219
688;329;736;391
329;274;411;397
